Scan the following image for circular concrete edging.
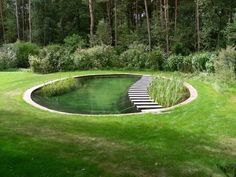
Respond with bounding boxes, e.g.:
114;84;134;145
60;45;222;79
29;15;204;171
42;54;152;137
23;73;198;116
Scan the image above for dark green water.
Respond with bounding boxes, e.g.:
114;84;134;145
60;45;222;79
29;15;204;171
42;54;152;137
32;75;141;114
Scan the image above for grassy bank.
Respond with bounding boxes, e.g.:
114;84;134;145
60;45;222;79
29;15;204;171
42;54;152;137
0;70;235;177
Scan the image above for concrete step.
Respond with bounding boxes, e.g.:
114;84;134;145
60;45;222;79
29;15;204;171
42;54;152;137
130;99;154;102
133;102;159;105
128;93;149;96
130;96;150;99
136;105;162;109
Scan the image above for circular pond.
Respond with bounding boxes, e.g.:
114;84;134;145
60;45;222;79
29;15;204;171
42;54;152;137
31;74;141;114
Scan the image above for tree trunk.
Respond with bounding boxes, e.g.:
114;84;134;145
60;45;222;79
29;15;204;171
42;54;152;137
0;0;5;43
28;0;32;42
88;0;94;46
174;0;178;34
196;0;200;51
106;0;114;45
135;0;139;30
21;0;24;40
114;0;117;46
160;0;163;27
164;0;169;54
144;0;151;49
15;0;20;40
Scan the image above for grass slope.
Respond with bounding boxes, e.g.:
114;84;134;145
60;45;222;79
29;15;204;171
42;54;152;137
0;70;235;177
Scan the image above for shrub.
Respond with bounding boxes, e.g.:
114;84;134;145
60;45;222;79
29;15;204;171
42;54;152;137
119;43;149;69
29;45;62;73
38;78;78;97
178;55;193;73
74;45;117;70
164;55;184;71
119;49;146;69
29;55;54;74
148;77;189;107
57;50;75;71
145;49;165;70
0;44;17;70
214;46;236;82
64;34;86;52
192;52;216;72
119;43;165;70
205;53;217;73
15;42;40;68
172;43;190;56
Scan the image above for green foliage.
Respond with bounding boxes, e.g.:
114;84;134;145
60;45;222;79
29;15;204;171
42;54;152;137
15;42;40;68
225;13;236;46
0;44;17;70
119;43;165;70
119;43;148;69
29;45;62;74
172;43;190;56
74;45;117;70
217;163;236;177
214;46;236;82
95;19;111;45
164;55;184;71
57;50;76;71
145;49;165;70
192;52;217;72
117;23;139;49
164;52;217;73
38;78;78;97
64;34;86;52
179;55;193;73
148;77;189;107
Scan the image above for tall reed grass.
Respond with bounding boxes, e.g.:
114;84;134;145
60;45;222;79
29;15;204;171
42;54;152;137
39;78;78;97
148;77;189;107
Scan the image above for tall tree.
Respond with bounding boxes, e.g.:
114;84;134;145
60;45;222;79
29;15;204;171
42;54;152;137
164;0;169;54
15;0;20;40
21;0;24;40
0;0;5;43
174;0;178;34
28;0;32;42
144;0;151;49
106;0;114;45
196;0;200;51
114;0;117;46
88;0;94;46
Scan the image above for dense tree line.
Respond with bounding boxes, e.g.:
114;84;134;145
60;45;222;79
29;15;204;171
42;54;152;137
0;0;235;53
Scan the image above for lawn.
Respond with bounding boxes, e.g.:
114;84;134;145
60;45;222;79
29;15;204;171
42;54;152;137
0;70;235;177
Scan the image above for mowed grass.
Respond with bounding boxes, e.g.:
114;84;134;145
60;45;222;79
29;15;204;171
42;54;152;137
0;70;235;177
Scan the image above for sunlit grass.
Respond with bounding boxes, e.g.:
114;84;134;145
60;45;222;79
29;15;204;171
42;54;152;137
0;70;235;177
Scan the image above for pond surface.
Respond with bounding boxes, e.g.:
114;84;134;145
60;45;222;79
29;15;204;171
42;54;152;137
32;74;141;114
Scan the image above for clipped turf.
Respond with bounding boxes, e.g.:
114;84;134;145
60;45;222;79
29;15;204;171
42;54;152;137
0;70;235;177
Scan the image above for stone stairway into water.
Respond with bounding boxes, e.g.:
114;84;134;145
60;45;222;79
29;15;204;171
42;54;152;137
128;76;163;112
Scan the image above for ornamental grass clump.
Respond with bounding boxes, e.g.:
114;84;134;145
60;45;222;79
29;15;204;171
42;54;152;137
39;78;78;97
148;77;189;107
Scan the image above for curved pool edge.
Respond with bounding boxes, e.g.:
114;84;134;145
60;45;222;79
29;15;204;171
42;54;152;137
23;73;198;116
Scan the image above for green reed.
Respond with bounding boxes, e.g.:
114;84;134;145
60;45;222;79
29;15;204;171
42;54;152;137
39;77;78;97
148;77;189;107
